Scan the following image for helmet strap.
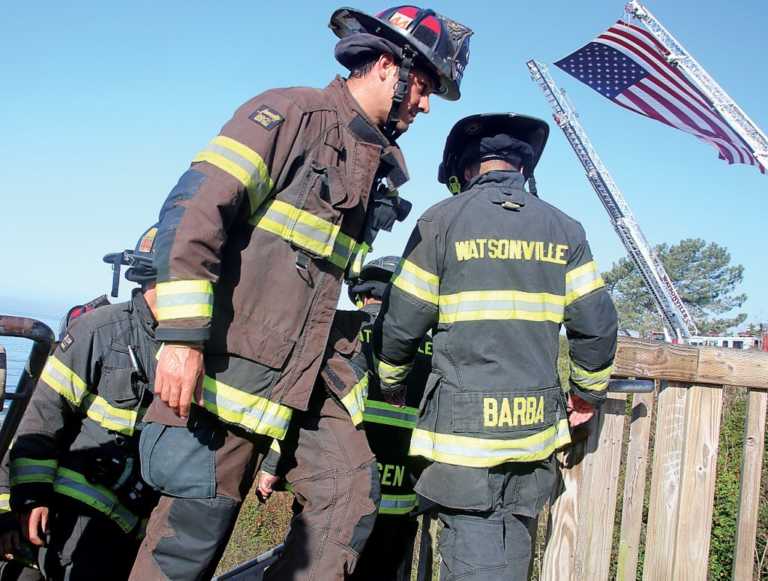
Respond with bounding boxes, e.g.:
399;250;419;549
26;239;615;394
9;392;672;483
527;175;539;197
383;45;416;141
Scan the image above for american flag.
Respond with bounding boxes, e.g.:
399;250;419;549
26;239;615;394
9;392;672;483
555;20;765;173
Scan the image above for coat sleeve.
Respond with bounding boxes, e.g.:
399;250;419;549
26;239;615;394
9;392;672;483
373;216;440;391
153;93;305;343
562;228;618;406
9;322;93;511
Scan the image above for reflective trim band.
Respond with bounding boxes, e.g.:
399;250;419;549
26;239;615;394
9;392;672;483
409;420;571;468
252;199;338;257
392;260;439;305
82;393;139;436
10;458;58;486
269;439;281;454
347;242;371;279
54;468;138;534
341;374;369;426
376;356;413;389
565;261;605;305
156;280;214;321
41;355;88;405
379;493;417;515
251;199;360;269
363;399;418;429
0;493;9;513
193;135;274;211
570;362;613;392
438;290;565;324
201;376;293;439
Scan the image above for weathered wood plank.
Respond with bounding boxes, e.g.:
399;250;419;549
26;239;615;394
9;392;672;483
643;382;688;581
580;393;627;581
672;385;723;580
541;441;587;581
732;389;768;581
614;338;768;390
617;391;654;581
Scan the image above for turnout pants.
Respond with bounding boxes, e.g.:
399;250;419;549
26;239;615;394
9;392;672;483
129;410;269;581
416;459;556;581
39;500;140;581
349;515;417;581
264;389;379;581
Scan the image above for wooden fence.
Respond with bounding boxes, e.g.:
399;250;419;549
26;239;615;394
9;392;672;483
538;337;767;580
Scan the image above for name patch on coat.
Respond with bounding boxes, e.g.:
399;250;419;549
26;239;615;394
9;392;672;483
452;388;561;433
455;239;569;264
249;105;284;130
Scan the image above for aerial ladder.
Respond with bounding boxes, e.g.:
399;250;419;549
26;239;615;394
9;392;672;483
625;1;768;168
527;59;698;342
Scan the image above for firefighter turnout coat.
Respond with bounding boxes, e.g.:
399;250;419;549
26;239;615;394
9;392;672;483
148;77;409;438
373;171;618;469
9;291;159;534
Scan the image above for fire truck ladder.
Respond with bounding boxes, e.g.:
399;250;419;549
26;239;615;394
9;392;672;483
527;59;698;341
625;0;768;167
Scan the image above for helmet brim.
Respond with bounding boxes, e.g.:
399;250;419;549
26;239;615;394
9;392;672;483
439;113;550;185
330;7;459;100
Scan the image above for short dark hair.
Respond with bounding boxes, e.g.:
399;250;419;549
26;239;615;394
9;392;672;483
349;55;384;79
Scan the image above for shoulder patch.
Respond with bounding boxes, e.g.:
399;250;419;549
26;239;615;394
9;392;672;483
60;333;75;352
249;105;284;130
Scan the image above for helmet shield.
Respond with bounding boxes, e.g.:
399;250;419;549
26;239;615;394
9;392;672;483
330;6;472;100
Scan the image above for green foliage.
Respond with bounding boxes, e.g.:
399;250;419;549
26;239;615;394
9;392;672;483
603;238;747;335
709;391;746;579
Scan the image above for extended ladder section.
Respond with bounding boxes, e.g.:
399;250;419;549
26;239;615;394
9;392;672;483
527;60;698;341
625;0;768;166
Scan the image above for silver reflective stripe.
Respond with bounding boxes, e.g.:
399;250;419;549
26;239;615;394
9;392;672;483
439;295;564;321
82;394;137;435
42;357;87;404
202;387;291;436
363;400;418;429
156;292;213;309
394;264;438;300
379;494;417;514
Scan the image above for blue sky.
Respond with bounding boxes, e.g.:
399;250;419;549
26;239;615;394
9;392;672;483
1;1;765;326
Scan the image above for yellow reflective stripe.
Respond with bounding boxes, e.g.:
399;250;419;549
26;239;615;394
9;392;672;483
252;199;339;257
201;375;293;439
379;493;418;515
156;280;214;321
376;356;413;388
193;135;274;211
340;374;369;426
409;420;571;468
82;393;139;436
0;493;9;513
54;468;138;533
10;458;58;486
269;439;281;454
328;231;358;270
41;356;88;405
392;259;439;305
363;399;418;429
570;362;613;392
438;290;565;324
565;261;605;305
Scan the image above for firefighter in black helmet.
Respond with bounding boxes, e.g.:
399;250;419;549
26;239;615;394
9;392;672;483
373;114;618;580
134;5;472;580
259;256;432;580
8;225;161;581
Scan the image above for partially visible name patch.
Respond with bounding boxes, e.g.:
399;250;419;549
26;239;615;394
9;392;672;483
249;106;284;130
60;333;75;352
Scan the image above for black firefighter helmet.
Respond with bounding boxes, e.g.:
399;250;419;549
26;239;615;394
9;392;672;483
103;224;159;297
331;5;472;138
438;113;549;195
347;255;400;306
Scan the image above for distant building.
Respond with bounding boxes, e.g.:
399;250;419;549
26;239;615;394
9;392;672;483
688;335;763;350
